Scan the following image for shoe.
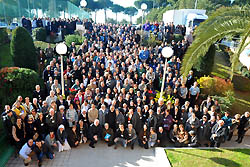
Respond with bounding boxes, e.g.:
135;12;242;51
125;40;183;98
114;146;117;149
38;162;42;167
235;138;239;142
89;144;95;148
24;163;29;166
131;145;134;150
237;140;242;143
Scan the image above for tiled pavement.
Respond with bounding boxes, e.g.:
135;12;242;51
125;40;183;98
6;141;159;167
5;136;250;167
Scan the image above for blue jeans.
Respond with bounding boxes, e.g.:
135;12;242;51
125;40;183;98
37;152;54;163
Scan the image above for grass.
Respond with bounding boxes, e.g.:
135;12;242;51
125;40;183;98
165;149;250;167
211;46;250;115
0;43;13;68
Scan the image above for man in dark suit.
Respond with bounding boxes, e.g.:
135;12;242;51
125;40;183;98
210;120;226;147
198;115;211;146
89;119;102;148
188;130;200;147
236;112;250;143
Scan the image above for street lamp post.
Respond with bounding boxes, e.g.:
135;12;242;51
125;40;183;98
141;3;147;36
160;47;174;99
56;43;68;98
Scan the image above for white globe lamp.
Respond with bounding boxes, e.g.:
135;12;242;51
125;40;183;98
56;43;67;55
162;47;174;58
141;3;147;10
80;0;87;7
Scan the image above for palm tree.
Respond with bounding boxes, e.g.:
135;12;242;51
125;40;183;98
181;6;250;78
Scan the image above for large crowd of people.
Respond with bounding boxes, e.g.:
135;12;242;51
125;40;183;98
1;17;250;167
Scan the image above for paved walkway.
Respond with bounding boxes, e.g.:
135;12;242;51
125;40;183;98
5;136;250;167
6;141;162;167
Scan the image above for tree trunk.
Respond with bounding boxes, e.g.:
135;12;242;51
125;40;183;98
104;9;107;23
95;10;97;23
116;13;118;24
130;16;132;24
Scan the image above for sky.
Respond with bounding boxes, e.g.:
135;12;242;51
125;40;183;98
92;0;143;24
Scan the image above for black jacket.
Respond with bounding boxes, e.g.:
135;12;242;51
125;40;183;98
210;123;226;143
57;129;67;145
89;123;102;139
67;129;80;147
115;129;128;139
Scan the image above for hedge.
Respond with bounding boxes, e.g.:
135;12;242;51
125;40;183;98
232;74;250;92
65;34;85;46
0;67;43;113
32;27;47;42
173;34;184;43
10;27;38;71
34;41;56;50
0;28;9;46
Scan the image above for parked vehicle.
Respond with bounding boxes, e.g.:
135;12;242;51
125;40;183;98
163;9;208;35
9;22;20;31
0;21;8;28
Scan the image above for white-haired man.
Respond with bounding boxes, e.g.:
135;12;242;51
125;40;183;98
210;120;225;147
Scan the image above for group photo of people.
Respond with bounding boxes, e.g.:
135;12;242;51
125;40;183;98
1;17;250;167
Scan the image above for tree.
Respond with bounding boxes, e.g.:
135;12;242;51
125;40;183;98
106;18;116;24
177;0;195;9
97;0;113;23
86;0;102;23
134;0;153;11
10;27;37;71
124;7;138;24
111;4;125;24
181;6;250;78
120;19;129;25
69;0;81;6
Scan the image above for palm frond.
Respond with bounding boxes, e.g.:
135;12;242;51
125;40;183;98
181;6;250;77
231;23;250;79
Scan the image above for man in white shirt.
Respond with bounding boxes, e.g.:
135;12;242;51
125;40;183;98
19;139;35;166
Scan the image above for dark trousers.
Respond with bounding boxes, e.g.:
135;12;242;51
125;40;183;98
210;140;221;147
37;151;54;164
138;139;148;149
237;129;247;142
190;95;197;107
127;138;137;147
89;139;98;146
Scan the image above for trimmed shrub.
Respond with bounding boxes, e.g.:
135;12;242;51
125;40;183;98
0;67;42;113
34;41;56;50
10;27;38;71
0;44;13;68
232;74;250;91
197;76;234;96
141;32;162;47
211;90;235;114
0;28;9;46
65;34;85;46
173;34;184;43
193;44;216;77
32;27;47;41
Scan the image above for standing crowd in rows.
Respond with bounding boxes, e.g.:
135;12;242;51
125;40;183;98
1;18;250;167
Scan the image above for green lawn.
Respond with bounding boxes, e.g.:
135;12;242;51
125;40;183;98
211;45;250;115
165;149;250;167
